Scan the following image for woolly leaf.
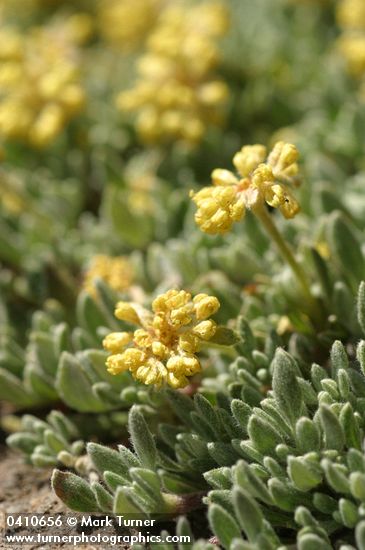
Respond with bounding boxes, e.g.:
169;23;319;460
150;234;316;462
208;442;240;467
356;521;365;550
321;459;350;494
32;453;58;467
130;468;162;502
88;442;130;477
295;506;318;527
339;403;362;450
7;432;41;455
176;516;193;550
91;482;113;513
166;389;195;425
247;415;283;455
234;461;272;505
104;471;129;491
204;468;232;490
208;503;242;550
295;417;321;453
236;317;256;356
357;341;365;378
76;291;111;337
44;429;67;454
337;369;350;399
128;406;157;470
288;457;322;492
358;282;365;335
0;368;37;408
233;487;263;542
52;470;100;512
318;405;345;451
347;449;365;473
194;394;222;436
339;498;359;528
47;411;79;441
330;340;348;380
53;323;71;356
56;352;108;412
31;332;58;375
298;533;332;550
160;472;199;494
312;493;337;514
272;349;302;426
113;486;143;515
230;541;252;550
311;364;327;392
349;472;365;500
26;364;58;400
268;478;308;512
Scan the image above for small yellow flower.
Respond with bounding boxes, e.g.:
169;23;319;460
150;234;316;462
98;0;162;50
83;255;134;297
116;1;229;145
103;332;133;354
337;34;365;77
103;289;220;388
0;18;85;147
336;0;365;84
190;141;301;235
337;0;365;31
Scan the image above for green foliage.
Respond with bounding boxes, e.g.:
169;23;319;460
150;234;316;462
52;405;203;516
41;288;365;547
3;0;365;548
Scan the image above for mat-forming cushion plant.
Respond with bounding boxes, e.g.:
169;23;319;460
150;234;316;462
3;0;365;548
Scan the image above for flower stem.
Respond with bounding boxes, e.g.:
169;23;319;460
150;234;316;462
254;205;318;313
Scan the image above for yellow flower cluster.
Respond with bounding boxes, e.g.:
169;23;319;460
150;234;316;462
103;289;220;388
336;0;365;85
0;18;86;147
98;0;162;50
337;0;365;30
116;1;229;145
190;142;300;235
337;34;365;77
83;255;134;297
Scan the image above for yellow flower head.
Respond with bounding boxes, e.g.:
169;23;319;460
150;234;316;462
83;255;134;297
337;33;365;77
98;0;162;50
190;141;301;235
337;0;365;31
103;289;220;389
116;0;229;145
0;18;85;147
336;0;365;81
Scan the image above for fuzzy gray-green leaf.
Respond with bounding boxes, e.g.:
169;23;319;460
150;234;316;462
233;487;263;542
357;282;365;335
52;470;100;512
208;503;242;550
272;349;302;427
128;406;157;470
318;405;345;451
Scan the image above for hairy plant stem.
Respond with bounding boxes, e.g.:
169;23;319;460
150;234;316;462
253;205;320;320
